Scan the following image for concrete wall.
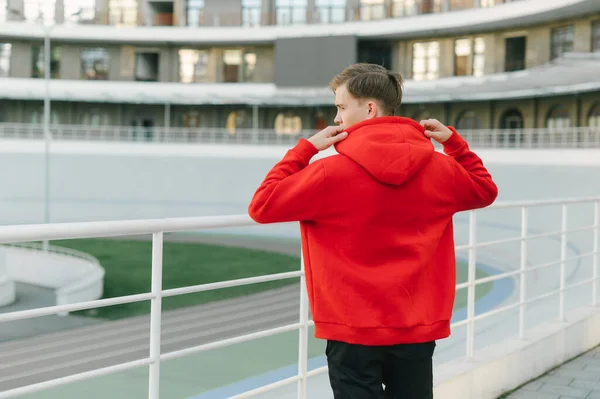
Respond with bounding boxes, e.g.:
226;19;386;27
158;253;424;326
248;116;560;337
8;40;33;79
435;306;600;399
3;245;104;309
274;35;357;87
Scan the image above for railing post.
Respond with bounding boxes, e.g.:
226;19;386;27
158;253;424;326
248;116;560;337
466;211;477;359
559;205;567;322
593;201;599;307
297;252;309;399
148;232;164;399
519;207;528;339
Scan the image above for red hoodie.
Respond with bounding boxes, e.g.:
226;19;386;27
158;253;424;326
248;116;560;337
248;116;498;346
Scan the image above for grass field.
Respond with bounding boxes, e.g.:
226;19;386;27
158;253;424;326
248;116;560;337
53;238;493;320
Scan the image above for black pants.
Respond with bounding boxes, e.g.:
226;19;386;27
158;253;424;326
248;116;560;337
326;340;436;399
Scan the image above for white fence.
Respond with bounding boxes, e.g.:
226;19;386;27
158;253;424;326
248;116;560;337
0;197;598;398
0;123;599;149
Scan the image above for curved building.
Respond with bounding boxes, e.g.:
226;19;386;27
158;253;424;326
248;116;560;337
0;0;598;142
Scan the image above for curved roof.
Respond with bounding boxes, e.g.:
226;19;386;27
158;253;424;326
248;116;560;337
1;53;599;105
0;0;597;45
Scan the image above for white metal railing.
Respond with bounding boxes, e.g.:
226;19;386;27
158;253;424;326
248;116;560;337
0;123;599;149
0;197;598;398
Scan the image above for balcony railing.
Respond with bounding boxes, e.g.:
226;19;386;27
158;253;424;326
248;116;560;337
0;196;598;397
0;0;523;27
0;123;599;149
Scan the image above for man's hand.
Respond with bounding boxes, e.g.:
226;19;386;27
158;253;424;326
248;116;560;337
419;119;453;144
308;125;348;151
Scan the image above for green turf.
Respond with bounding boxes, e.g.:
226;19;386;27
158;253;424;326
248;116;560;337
52;239;493;320
53;238;301;320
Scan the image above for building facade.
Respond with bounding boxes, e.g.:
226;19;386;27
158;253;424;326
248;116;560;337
0;0;599;139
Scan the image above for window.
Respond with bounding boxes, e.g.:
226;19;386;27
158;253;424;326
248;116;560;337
179;49;209;83
358;41;392;69
242;0;261;26
448;0;475;11
546;106;570;129
81;48;110;80
500;109;523;129
134;52;160;82
109;0;138;26
392;0;417;17
454;39;470;76
63;0;97;23
593;21;600;53
0;0;6;23
275;112;303;135
187;0;204;27
32;45;61;79
480;0;502;6
223;50;257;82
81;109;110;126
551;25;574;60
454;37;485;77
360;0;385;20
183;110;201;128
23;0;56;24
276;0;307;25
588;104;600;128
243;52;257;82
455;110;479;130
315;110;327;130
0;43;11;78
412;41;439;80
224;50;242;82
315;0;345;23
505;36;526;72
412;109;431;121
226;110;251;134
30;108;60;125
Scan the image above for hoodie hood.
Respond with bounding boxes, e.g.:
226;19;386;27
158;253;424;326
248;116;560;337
334;116;434;186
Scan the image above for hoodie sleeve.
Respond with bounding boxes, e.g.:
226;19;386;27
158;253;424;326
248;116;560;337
443;127;499;212
248;139;326;224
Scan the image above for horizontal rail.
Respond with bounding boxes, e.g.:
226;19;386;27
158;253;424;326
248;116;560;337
0;214;254;244
161;271;303;298
161;322;303;361
458;250;600;288
0;199;597;246
455;224;598;251
0;358;152;399
0;292;153;323
228;375;300;399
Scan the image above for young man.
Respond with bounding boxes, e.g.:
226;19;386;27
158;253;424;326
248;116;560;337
248;63;498;398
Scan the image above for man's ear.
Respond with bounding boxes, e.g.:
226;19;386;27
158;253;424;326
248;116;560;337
367;101;379;119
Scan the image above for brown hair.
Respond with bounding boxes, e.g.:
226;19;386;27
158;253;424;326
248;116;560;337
329;63;404;116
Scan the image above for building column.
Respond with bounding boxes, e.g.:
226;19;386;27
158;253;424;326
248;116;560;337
306;0;315;23
163;103;171;142
532;97;539;128
444;102;452;126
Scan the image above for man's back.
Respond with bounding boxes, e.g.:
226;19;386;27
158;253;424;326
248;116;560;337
249;116;498;346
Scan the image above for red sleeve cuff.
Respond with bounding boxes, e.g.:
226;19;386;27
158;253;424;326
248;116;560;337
292;138;319;161
442;126;467;154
